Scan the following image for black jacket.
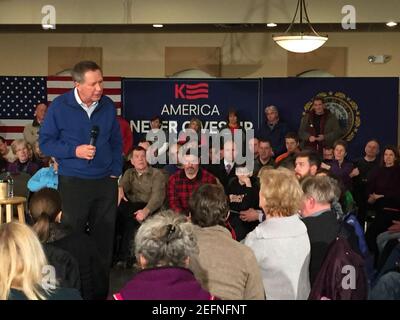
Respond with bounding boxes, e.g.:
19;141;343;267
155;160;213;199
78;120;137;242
46;224;109;300
302;210;359;286
226;177;260;241
206;161;237;192
43;243;81;291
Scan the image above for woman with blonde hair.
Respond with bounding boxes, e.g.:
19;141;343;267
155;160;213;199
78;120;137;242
244;167;311;300
7;139;40;176
0;222;81;300
178;118;206;147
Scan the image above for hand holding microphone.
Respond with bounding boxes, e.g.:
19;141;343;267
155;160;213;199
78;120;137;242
75;125;99;161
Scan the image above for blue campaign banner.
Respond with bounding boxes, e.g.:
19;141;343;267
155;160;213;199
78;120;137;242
261;77;399;159
122;78;260;142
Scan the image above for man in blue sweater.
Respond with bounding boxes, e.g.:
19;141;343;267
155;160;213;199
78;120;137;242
39;61;122;280
257;105;289;157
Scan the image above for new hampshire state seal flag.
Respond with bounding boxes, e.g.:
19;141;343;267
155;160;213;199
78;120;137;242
262;77;399;158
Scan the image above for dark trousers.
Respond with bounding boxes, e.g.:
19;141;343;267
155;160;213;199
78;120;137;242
58;175;118;274
114;200;146;262
353;182;368;228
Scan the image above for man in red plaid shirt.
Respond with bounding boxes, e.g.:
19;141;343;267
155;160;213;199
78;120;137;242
168;153;217;215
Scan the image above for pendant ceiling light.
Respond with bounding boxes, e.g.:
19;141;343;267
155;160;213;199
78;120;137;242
273;0;328;53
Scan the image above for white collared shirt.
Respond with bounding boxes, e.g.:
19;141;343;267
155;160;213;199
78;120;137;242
74;88;98;119
223;159;234;169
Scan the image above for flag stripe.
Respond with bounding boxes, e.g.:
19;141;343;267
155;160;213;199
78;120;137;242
0;126;25;133
185;88;209;94
186;83;209;89
185;94;209;100
4;133;25;141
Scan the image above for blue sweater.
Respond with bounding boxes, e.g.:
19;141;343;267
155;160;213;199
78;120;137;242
257;121;289;157
27;165;58;192
39;90;122;179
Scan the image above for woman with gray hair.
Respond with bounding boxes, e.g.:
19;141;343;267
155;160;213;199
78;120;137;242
112;210;217;300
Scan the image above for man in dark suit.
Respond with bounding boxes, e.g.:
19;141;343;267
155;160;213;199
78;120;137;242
206;140;237;192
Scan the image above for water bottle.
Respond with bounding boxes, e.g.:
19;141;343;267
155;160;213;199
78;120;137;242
5;172;13;198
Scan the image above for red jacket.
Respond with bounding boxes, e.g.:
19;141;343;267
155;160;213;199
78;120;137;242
117;116;133;157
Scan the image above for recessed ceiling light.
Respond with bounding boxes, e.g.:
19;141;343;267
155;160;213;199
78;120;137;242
152;24;164;28
267;23;277;28
386;21;397;27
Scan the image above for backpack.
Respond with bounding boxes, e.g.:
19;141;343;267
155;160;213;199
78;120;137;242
342;212;375;283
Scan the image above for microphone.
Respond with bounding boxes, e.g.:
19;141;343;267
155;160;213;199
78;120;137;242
89;125;99;146
88;125;99;164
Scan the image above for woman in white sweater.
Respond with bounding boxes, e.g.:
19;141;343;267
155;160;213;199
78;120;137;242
244;167;311;300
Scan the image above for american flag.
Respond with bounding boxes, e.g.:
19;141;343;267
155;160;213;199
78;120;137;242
0;76;121;143
0;76;47;143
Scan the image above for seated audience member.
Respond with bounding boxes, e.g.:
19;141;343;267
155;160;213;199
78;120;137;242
365;145;400;257
178;118;206;146
316;169;355;217
253;138;274;177
322;145;334;161
220;109;244;135
0;136;17;163
189;184;265;300
29;188;108;300
116;115;133;159
23;102;48;147
366;145;400;210
244;167;311;300
0;156;6;173
168;153;217;215
275;132;301;169
220;109;246;147
369;271;400;300
208;145;221;165
33;141;51;167
227;165;260;241
300;175;354;285
146;115;169;166
294;150;321;180
324;140;354;192
351;139;380;227
112;211;216;300
298;97;341;154
27;157;58;192
248;137;259;159
0;222;82;300
206;140;238;193
257;105;289;157
376;220;400;255
146;116;169;169
115;146;167;268
163;143;183;176
7;139;40;176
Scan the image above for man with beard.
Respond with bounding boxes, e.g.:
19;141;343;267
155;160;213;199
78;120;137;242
294;150;321;180
168;153;217;215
